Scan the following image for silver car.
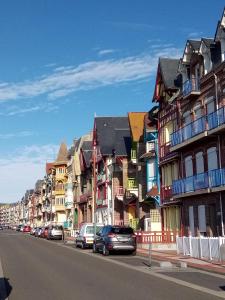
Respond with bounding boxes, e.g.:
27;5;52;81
75;223;103;249
47;225;63;240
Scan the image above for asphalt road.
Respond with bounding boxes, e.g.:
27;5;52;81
0;230;225;300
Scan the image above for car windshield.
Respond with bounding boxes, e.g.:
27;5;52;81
111;227;134;235
53;226;63;230
86;226;102;234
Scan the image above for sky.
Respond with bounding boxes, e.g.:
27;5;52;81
0;0;224;203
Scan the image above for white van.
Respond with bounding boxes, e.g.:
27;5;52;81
75;223;103;249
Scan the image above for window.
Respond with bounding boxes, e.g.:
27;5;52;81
183;111;192;125
196;152;204;174
206;97;215;115
207;147;218;170
198;205;206;234
189;206;194;236
194;104;202;120
185;155;193;177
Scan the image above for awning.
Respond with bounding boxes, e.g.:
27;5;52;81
139;150;156;160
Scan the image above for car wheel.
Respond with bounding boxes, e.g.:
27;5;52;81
102;244;109;256
93;243;98;253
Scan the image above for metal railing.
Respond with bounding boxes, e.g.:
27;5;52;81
208;106;225;130
127;178;138;189
171;105;225;148
183;76;200;97
172;168;225;195
160;185;172;202
129;218;139;230
171;116;206;147
160;142;171;159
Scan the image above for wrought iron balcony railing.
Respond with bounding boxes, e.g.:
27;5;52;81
183;76;200;97
171;116;206;147
172;168;225;196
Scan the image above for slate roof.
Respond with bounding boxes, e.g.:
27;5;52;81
67;146;75;160
54;143;68;165
159;58;180;89
202;38;214;48
95;117;131;157
81;141;92;168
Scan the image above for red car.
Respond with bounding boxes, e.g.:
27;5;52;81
41;227;49;238
23;225;31;233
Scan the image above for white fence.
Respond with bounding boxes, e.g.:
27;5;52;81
177;236;225;261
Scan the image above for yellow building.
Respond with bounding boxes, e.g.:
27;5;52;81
52;143;68;225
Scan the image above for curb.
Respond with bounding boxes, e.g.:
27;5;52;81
0;257;8;300
137;250;225;275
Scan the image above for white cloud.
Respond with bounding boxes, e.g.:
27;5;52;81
0;47;182;102
98;49;116;56
188;32;203;38
0;144;59;203
0;131;35;139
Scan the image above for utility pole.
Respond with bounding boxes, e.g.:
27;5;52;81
93;143;97;235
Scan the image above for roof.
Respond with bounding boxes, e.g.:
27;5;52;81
94;117;131;156
159;58;180;90
188;40;201;51
81;141;92;168
46;162;54;175
201;38;214;48
128;112;146;142
54;143;68;165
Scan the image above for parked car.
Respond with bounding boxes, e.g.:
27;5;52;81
41;227;49;238
16;225;22;232
20;225;24;232
30;227;36;235
0;225;3;230
23;225;31;233
47;225;63;240
35;227;42;237
75;223;103;249
93;225;136;256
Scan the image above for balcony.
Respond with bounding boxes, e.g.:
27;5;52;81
131;149;137;164
172;168;225;197
63;220;72;229
54;189;65;196
171;116;207;150
160;142;171;159
97;172;106;183
115;186;124;200
126;178;138;197
54;204;66;211
96;199;107;206
160;185;173;203
183;77;200;98
208;106;225;133
129;218;139;230
127;178;138;189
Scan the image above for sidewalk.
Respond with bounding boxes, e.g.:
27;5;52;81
64;236;225;275
137;248;225;275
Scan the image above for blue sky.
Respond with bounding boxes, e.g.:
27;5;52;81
0;0;224;203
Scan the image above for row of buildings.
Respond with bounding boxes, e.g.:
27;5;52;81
1;8;225;237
